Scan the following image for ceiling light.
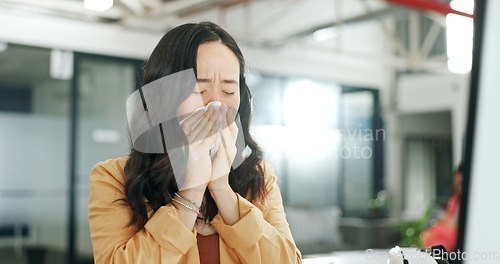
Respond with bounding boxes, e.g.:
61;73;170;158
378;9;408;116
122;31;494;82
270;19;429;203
446;0;474;74
84;0;113;12
313;27;337;42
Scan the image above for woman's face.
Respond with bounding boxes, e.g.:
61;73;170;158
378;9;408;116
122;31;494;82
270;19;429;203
454;171;463;195
177;41;241;118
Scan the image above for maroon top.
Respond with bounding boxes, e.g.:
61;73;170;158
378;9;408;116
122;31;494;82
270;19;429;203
197;233;220;264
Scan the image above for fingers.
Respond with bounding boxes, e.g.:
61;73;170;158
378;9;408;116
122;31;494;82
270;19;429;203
179;104;238;155
179;109;205;135
210;106;239;181
224;107;239;145
227;110;239;141
218;107;238;155
219;105;229;129
187;105;220;144
226;107;238;125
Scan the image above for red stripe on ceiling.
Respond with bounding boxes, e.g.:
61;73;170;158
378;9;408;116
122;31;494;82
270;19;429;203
387;0;474;18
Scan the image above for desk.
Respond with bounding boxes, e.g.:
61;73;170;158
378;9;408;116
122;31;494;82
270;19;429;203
303;248;437;264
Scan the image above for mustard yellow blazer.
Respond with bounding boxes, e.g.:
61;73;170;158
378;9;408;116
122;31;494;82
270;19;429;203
88;157;302;263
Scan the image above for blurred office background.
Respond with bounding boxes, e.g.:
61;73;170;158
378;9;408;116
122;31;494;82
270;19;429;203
0;0;473;263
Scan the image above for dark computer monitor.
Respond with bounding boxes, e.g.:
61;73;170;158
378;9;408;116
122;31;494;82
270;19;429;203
458;0;500;263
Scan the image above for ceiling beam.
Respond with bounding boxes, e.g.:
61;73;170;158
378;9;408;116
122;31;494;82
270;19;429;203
120;0;146;15
150;0;209;16
174;0;245;17
286;6;396;40
139;0;162;9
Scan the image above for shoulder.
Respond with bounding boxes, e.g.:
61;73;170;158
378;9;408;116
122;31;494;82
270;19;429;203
90;156;129;187
259;159;279;194
255;160;286;212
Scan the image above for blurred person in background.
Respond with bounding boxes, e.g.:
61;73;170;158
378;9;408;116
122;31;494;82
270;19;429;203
422;163;463;252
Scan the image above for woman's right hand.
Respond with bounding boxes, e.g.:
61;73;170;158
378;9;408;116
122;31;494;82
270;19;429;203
178;105;221;190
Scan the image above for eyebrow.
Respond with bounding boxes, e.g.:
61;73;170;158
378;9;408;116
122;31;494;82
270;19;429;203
196;78;211;82
222;79;238;84
197;78;238;84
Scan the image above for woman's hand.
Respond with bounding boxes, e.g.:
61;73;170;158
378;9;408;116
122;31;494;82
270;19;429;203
209;106;239;191
178;105;221;191
204;106;240;225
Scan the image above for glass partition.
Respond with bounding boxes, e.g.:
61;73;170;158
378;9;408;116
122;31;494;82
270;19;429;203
0;45;141;263
0;44;71;262
75;54;140;260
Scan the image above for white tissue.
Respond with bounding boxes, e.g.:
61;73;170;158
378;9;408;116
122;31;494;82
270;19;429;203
387;246;404;264
179;101;222;157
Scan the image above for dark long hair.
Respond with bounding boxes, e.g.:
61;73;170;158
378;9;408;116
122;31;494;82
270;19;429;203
124;22;266;230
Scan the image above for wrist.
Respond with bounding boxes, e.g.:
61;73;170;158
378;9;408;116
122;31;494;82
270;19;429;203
208;182;238;225
178;184;207;206
208;175;229;190
208;181;232;198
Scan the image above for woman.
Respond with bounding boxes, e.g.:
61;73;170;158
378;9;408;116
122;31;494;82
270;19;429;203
88;22;302;263
422;164;463;252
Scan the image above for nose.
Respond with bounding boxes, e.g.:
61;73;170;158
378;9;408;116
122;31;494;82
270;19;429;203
203;86;222;105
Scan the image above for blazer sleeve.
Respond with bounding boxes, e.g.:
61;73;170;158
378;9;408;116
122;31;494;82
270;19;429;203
210;161;302;264
88;159;197;264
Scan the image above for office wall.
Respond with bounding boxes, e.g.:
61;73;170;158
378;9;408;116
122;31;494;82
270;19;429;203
380;73;468;216
398;73;469;165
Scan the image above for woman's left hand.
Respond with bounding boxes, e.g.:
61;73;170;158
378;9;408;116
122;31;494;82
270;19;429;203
209;106;238;191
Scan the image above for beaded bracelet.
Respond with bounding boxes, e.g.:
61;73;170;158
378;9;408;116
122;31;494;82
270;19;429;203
172;198;200;214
